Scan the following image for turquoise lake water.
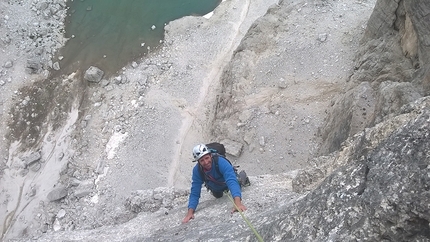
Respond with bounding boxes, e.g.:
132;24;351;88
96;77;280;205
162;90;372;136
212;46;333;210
57;0;221;76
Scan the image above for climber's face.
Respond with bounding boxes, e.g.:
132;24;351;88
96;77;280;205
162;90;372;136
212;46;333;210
198;154;212;170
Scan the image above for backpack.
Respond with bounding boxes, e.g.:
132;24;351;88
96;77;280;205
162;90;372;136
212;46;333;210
198;142;250;187
206;142;226;157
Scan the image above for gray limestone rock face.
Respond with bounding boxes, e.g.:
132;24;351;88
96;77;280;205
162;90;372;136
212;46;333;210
404;0;430;69
319;82;377;154
256;98;430;242
124;187;189;214
291;168;325;193
5;0;430;241
362;0;401;41
320;0;430;155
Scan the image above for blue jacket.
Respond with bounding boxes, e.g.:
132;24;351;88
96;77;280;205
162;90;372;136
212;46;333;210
188;155;241;210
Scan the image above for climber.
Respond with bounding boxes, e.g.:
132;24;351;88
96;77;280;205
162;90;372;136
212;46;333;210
182;144;247;223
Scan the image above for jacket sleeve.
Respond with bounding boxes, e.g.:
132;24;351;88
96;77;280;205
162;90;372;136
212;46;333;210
218;157;242;199
188;165;204;210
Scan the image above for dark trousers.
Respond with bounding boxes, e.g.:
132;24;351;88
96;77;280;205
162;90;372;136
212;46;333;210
211;190;224;198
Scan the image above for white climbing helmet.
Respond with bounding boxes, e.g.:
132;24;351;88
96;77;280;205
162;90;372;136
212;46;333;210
192;144;211;162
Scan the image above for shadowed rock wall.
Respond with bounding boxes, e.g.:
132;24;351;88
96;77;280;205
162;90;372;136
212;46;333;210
260;97;430;241
319;0;430;154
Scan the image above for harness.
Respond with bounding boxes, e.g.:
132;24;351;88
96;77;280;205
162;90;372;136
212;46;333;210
198;154;237;189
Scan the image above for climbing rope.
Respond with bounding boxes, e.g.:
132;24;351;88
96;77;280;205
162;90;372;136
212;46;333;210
226;192;264;242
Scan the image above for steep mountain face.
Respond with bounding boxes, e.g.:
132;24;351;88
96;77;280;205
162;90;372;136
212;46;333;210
319;0;429;154
261;97;430;241
168;0;430;240
4;0;430;241
260;0;430;240
146;0;430;240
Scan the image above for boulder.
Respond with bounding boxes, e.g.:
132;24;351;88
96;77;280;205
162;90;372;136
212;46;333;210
23;152;41;167
26;58;42;74
4;60;13;68
84;66;104;83
52;61;60;70
73;180;94;198
47;187;68;202
221;139;243;157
